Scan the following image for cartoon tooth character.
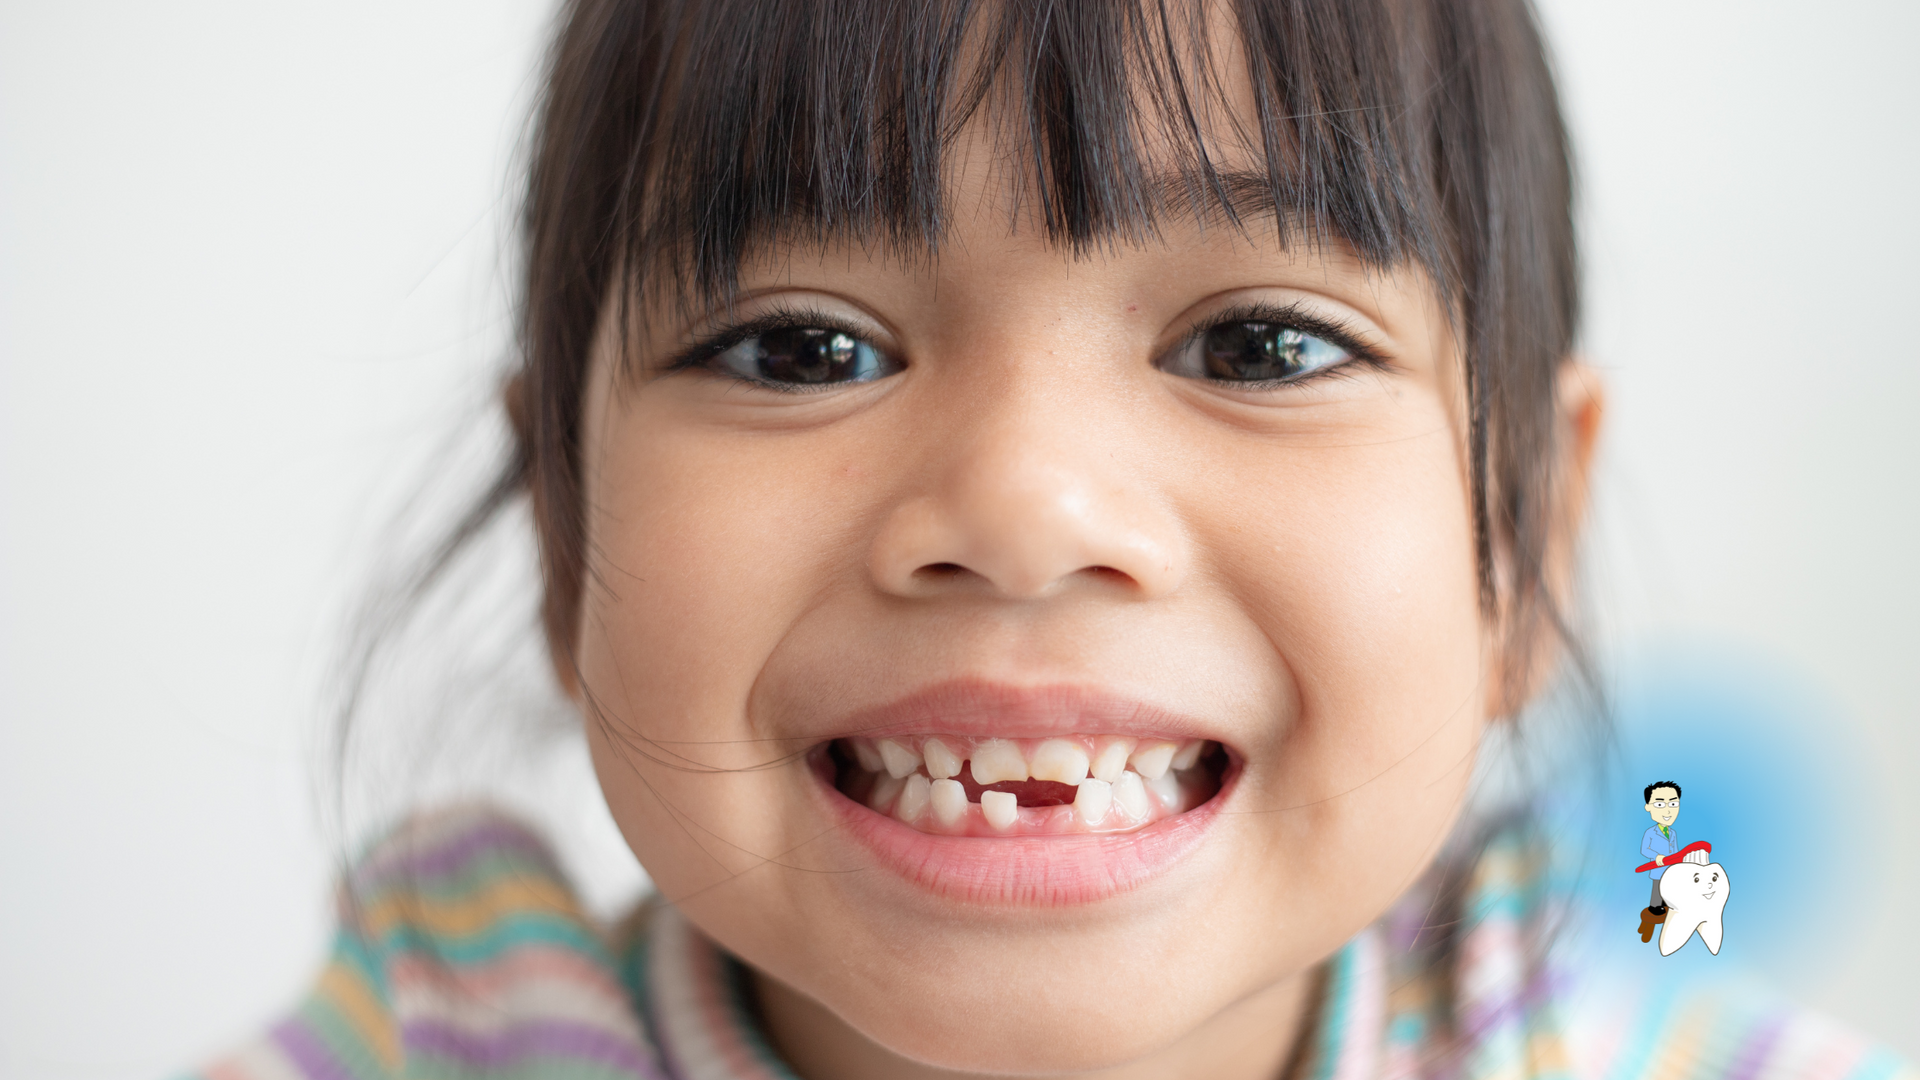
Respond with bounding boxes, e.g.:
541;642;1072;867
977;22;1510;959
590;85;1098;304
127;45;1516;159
1657;860;1729;956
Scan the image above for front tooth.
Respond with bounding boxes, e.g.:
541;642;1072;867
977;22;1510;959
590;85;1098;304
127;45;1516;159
1029;739;1090;785
980;790;1019;831
876;738;922;779
922;738;962;780
1074;779;1113;826
868;772;905;812
1114;770;1151;821
930;778;968;827
1090;738;1135;783
895;774;931;824
851;740;886;773
969;739;1028;785
1129;742;1177;780
1145;769;1182;812
1171;740;1205;771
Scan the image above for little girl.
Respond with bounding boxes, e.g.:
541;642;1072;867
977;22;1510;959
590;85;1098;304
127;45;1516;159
192;1;1910;1078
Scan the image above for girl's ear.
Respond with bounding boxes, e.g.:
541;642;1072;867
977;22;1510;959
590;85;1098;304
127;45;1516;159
1488;359;1606;719
503;369;533;452
1555;360;1607;543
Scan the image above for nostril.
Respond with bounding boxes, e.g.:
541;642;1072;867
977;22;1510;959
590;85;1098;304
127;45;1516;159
907;562;978;589
907;561;1138;594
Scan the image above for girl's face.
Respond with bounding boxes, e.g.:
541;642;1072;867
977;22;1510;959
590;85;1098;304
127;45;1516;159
575;157;1495;1077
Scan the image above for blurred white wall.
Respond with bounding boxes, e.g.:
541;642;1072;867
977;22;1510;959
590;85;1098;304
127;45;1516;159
1;2;1914;1076
0;4;555;1077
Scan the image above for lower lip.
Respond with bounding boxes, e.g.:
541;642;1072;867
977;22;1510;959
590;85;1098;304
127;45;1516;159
813;751;1231;906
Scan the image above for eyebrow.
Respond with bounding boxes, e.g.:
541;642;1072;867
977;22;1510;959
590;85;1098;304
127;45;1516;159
1146;168;1291;226
1135;167;1381;263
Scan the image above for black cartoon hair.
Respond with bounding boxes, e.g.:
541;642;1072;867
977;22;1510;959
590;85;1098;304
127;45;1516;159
1644;781;1682;803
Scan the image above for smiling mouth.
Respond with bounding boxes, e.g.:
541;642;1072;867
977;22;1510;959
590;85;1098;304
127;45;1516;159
832;734;1227;837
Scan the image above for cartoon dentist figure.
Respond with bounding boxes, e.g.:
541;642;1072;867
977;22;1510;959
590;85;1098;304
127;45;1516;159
1638;781;1683;940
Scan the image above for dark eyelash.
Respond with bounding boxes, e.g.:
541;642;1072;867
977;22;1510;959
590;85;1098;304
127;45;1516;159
1179;301;1388;385
661;303;879;384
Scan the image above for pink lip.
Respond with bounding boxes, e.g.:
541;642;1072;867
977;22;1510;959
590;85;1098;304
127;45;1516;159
830;679;1222;743
811;680;1234;906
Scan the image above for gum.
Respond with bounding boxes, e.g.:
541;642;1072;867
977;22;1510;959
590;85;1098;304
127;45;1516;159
856;733;1177;763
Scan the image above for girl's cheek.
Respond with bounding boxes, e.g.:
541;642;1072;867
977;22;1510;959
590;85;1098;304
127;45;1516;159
568;430;815;876
1190;424;1488;891
579;410;861;702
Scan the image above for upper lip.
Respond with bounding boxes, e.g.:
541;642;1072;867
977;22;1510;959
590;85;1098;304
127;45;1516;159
828;679;1224;746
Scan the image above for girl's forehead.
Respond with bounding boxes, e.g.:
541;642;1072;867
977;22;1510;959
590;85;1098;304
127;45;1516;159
650;147;1331;321
620;0;1445;312
654;120;1426;333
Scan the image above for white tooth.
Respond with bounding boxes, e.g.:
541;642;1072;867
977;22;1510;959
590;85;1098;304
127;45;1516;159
1029;739;1090;785
1657;861;1731;957
851;740;886;773
1171;740;1205;771
1129;742;1176;780
969;739;1028;785
922;738;962;780
895;774;931;824
1146;769;1182;813
876;738;921;779
1090;737;1135;783
867;772;905;812
1113;770;1151;821
981;790;1019;831
930;778;968;827
1073;779;1113;826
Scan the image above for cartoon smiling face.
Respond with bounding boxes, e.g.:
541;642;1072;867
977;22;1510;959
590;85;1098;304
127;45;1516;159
1645;786;1680;829
1657;861;1730;956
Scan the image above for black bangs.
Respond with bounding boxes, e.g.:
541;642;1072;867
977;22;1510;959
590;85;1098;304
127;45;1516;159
561;0;1450;311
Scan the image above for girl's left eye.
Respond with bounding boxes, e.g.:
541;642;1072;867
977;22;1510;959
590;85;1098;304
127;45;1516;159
1158;320;1352;384
707;326;900;387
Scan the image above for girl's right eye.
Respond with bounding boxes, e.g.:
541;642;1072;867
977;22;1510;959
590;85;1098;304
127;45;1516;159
705;326;901;388
1158;318;1353;385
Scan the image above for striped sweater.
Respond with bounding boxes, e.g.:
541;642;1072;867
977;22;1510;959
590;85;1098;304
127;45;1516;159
188;808;1913;1080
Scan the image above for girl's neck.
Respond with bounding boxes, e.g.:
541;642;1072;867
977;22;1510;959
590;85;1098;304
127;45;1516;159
753;966;1315;1080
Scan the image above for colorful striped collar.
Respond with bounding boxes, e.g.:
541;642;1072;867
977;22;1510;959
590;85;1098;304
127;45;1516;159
189;808;1914;1080
635;905;798;1080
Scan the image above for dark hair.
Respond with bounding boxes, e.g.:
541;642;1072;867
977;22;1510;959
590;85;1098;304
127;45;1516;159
495;0;1582;695
1644;781;1681;803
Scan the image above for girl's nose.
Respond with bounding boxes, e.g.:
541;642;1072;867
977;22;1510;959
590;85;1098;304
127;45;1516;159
866;393;1187;602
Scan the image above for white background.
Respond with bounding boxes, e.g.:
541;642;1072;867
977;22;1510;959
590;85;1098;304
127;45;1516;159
3;2;1916;1075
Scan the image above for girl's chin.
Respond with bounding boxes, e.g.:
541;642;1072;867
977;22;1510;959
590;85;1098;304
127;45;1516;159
810;734;1236;907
